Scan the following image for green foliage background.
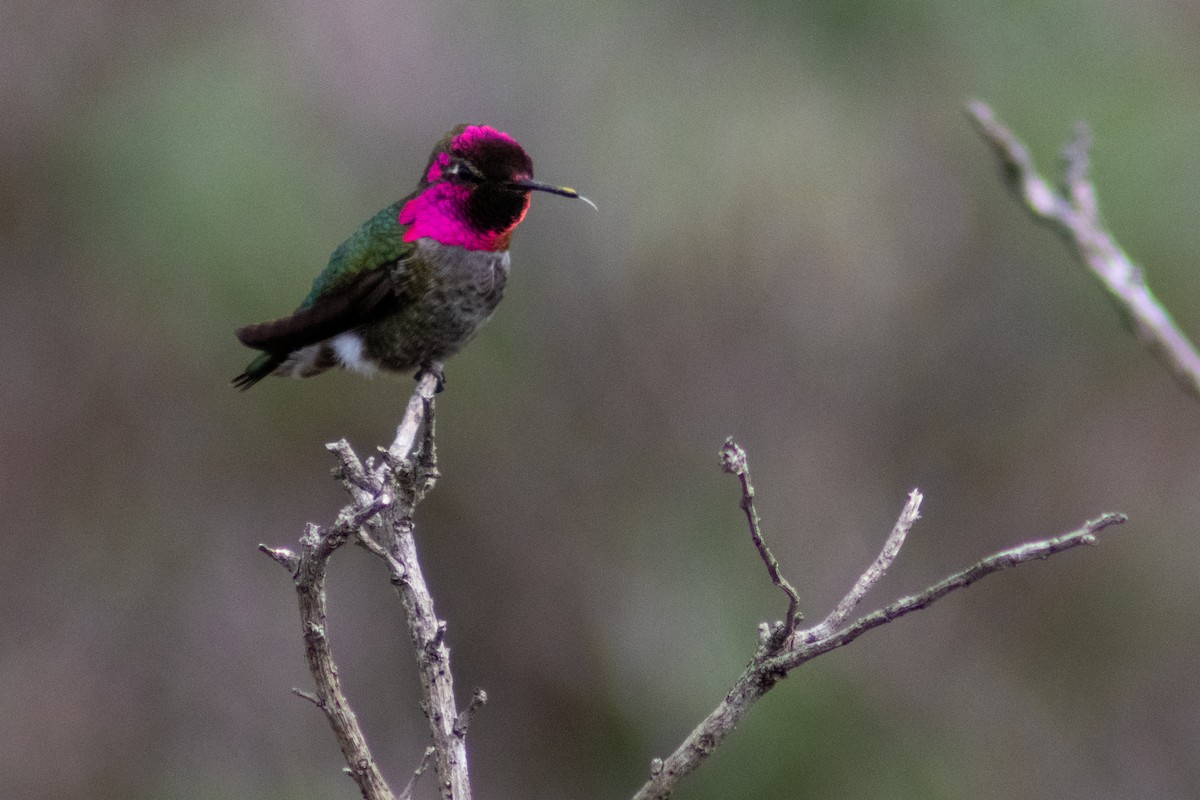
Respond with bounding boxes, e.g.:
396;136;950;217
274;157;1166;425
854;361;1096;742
5;2;1200;798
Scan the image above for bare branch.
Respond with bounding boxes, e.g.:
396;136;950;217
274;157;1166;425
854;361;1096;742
967;100;1200;400
263;374;473;800
719;438;802;638
630;470;1127;800
369;377;473;800
803;489;923;642
328;438;378;497
778;511;1127;670
259;544;299;573
328;493;392;540
285;518;396;800
453;689;488;737
291;687;323;708
399;747;437;800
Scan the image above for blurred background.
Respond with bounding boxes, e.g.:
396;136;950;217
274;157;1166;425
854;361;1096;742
5;1;1200;798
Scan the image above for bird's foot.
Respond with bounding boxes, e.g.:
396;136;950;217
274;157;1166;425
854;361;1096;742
415;363;446;393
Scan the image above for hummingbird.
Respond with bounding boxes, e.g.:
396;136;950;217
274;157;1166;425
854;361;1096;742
232;124;592;391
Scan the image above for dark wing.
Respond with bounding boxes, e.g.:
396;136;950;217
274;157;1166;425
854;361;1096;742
230;265;409;391
234;265;400;354
232;197;416;390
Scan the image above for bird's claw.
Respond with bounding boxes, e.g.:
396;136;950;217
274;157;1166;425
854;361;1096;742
415;363;446;393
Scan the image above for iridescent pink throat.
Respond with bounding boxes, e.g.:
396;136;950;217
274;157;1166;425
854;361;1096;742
398;151;530;252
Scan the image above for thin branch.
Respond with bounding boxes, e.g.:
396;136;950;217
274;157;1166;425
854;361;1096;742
803;489;923;642
330;494;393;539
328;438;378;497
719;438;802;637
453;689;489;737
776;511;1127;671
630;469;1127;800
399;747;437;800
967;100;1200;400
259;544;299;573
291;687;323;708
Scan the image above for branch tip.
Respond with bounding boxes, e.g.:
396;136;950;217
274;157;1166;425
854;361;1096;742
720;439;803;633
300;522;321;548
291;688;323;708
453;689;489;737
259;544;299;572
1088;511;1127;531
1063;122;1092;178
718;437;746;475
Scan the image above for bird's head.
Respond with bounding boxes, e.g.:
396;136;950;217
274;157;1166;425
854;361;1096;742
401;124;592;251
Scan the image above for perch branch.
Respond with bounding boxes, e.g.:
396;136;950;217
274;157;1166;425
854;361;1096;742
366;369;473;800
967;100;1200;400
630;440;1126;800
389;367;441;463
262;369;473;800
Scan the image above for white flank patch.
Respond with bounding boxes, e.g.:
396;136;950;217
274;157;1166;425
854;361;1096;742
331;332;378;377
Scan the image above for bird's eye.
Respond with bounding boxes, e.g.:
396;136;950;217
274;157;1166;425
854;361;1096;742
451;162;482;183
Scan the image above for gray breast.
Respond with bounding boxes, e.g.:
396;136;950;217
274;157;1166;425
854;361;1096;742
358;240;512;373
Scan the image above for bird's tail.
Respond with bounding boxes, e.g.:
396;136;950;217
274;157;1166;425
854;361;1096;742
230;352;285;391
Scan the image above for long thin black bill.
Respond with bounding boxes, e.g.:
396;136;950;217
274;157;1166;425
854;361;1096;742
514;179;597;209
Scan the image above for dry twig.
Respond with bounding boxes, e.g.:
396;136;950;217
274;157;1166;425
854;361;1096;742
629;441;1126;800
261;370;477;800
967;101;1200;400
719;438;802;640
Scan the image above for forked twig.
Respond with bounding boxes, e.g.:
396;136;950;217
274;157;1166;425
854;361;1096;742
261;370;473;800
630;440;1126;800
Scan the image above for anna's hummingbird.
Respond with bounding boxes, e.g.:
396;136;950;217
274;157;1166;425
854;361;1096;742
232;124;590;390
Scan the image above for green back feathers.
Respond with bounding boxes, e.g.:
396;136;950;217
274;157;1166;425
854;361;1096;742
302;199;413;309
